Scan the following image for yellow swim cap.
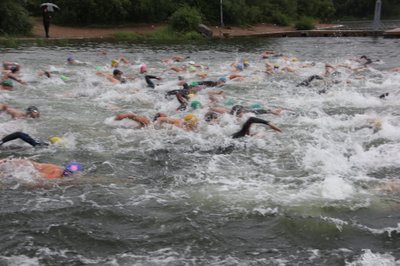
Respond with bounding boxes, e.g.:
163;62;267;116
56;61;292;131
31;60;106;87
50;136;63;144
184;114;199;126
373;120;382;130
188;93;195;98
111;59;119;67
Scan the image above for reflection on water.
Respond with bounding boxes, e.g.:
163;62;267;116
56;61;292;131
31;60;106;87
1;37;400;265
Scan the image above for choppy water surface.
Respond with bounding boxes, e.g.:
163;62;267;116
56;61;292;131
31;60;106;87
1;37;400;265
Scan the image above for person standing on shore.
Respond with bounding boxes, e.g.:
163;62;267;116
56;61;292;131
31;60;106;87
42;6;51;38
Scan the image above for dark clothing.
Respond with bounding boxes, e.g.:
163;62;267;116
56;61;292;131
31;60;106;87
232;117;270;139
42;10;51;38
229;105;273;116
0;132;48;147
296;75;323;87
145;75;158;88
197;81;218;87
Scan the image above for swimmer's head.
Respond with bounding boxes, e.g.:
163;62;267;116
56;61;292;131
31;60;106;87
218;76;227;83
49;136;63;144
187;93;195;99
189;66;196;72
190;100;202;110
190;81;199;87
62;162;83;177
235;63;244;71
204;111;219;122
188;61;195;65
243;60;250;68
224;98;235;106
250;103;262;109
111;59;119;68
113;69;123;76
26;106;40;118
10;66;18;73
1;79;13;88
139;64;147;74
184;113;199;127
44;71;51;78
178;76;184;81
67;56;73;62
230;105;245;116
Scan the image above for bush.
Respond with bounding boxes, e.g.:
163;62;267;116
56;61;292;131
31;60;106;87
272;12;291;26
0;0;32;35
295;16;315;30
169;6;202;32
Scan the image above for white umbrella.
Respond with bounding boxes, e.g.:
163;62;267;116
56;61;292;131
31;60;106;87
40;3;60;12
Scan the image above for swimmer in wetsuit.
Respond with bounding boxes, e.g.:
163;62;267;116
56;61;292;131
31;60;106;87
232;117;282;138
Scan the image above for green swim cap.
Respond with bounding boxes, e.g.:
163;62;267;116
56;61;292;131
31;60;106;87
190;81;199;87
1;79;13;87
250;103;262;109
224;98;235;106
190;100;202;109
60;75;69;81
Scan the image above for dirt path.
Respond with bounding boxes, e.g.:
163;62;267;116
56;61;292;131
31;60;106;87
32;18;305;39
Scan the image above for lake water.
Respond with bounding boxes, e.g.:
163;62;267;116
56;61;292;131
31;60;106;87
1;37;400;265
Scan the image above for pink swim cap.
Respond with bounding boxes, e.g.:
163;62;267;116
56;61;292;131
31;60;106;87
139;64;147;74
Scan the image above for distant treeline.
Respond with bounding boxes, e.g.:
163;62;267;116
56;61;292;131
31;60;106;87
1;0;400;35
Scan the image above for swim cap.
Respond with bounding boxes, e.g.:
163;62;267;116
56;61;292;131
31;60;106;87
10;66;18;73
184;114;199;127
189;66;196;72
190;100;202;109
67;56;73;62
60;75;68;81
235;63;244;71
190;81;199;87
26;106;39;115
49;136;62;144
230;105;245;116
1;79;13;87
111;59;119;67
188;61;195;65
250;103;262;109
113;69;122;76
204;111;219;122
187;93;195;99
139;64;147;74
63;162;83;177
224;98;235;106
178;76;184;80
218;76;227;83
243;60;250;67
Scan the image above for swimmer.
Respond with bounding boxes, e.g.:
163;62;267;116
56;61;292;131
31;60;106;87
139;64;162;88
155;113;199;131
111;57;130;68
0;104;40;119
296;74;324;87
2;61;21;73
195;77;227;87
96;69;129;84
211;104;282;117
0;132;63;147
232;117;282;139
2;66;27;85
114;113;151;128
0;158;83;179
66;55;82;65
162;55;190;64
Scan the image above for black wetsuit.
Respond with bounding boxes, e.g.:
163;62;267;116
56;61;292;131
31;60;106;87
197;81;219;87
296;75;323;87
230;105;274;116
145;75;158;88
42;10;51;38
0;132;48;147
232;117;270;139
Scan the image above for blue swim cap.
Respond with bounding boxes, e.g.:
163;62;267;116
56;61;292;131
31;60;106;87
63;162;83;177
236;63;244;71
218;76;227;83
224;98;235;106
